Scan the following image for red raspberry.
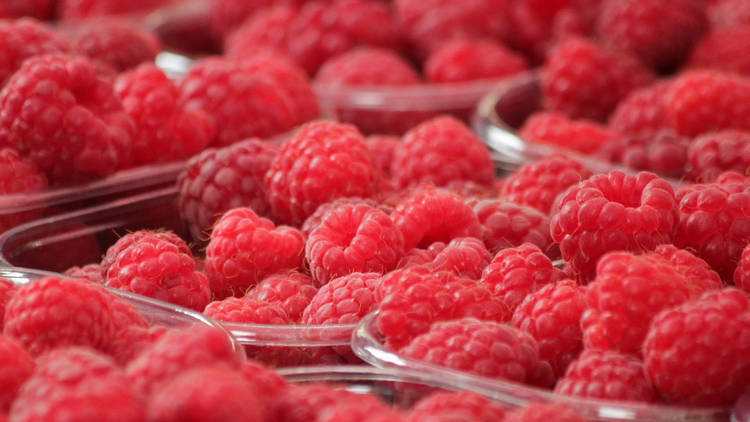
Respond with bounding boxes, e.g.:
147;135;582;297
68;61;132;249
0;336;34;411
205;207;305;297
204;297;292;324
425;39;528;84
504;404;586;422
306;203;404;285
0;0;55;19
0;147;48;232
664;71;750;137
674;181;750;280
108;324;168;366
0;280;16;330
301;272;379;324
597;130;690;179
124;325;241;397
651;244;723;292
239;359;289;399
115;64;214;166
582;250;712;354
265;121;378;226
555;349;656;402
596;0;707;72
389;186;482;250
511;280;585;380
316;47;421;87
58;0;170;19
643;288;750;406
608;81;673;137
225;1;401;75
301;197;383;237
481;243;565;312
550;171;678;279
0;54;134;184
470;199;554;256
394;0;511;57
397;243;446;269
177;138;279;239
421;237;492;280
70;19;161;72
709;0;750;28
0;18;71;86
275;384;388;422
443;179;498;199
736;244;750;292
408;391;506;422
101;230;192;275
687;130;750;182
9;347;145;422
519;111;620;154
688;26;750;78
209;0;275;39
391;116;495;189
64;263;104;284
400;318;541;383
542;37;654;122
366;135;399;178
499;155;592;215
247;271;317;322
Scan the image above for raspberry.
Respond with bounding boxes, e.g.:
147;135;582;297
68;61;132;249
108;325;168;366
301;197;383;237
204;297;292;324
0;0;55;19
542;37;654;122
394;0;511;57
504;403;586;422
115;64;214;166
365;135;399;178
209;0;275;38
425;39;528;84
9;347;144;422
644;288;750;406
225;1;401;75
687;130;750;182
674;181;750;280
422;237;491;280
177;138;279;239
0;147;48;232
247;271;317;322
306;203;404;284
596;0;707;72
664;71;750;137
0;279;16;330
391;116;495;189
608;81;673;137
0;18;71;86
58;0;170;19
205;207;305;298
0;336;34;411
389;186;482;250
125;325;241;397
597;130;690;179
709;0;750;28
555;349;656;402
688;26;750;78
499;155;592;215
443;179;498;199
736;245;750;292
275;384;388;422
101;230;192;275
316;47;421;87
651;244;723;292
64;263;104;284
470;199;554;256
239;359;289;399
70;19;161;73
408;391;506;422
397;243;446;269
519;111;620;154
550;171;678;279
301;272;379;325
265;121;378;225
400;318;541;383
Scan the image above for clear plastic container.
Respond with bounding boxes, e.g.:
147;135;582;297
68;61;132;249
351;312;729;422
0;187;357;367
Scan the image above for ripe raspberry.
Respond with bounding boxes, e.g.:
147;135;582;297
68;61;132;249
301;197;383;237
389;186;482;250
736;245;750;292
306;203;404;284
101;230;192;275
421;237;492;280
674;181;750;280
651;244;723;292
69;19;161;72
394;0;511;57
425;39;528;83
177;138;279;239
499;154;592;215
301;272;379;325
0;336;34;411
247;271;317;322
265;121;378;225
10;347;145;422
0;0;55;19
317;47;421;87
115;64;215;166
443;179;498;199
225;1;401;75
597;130;690;179
108;324;168;366
687;130;750;182
596;0;707;72
147;364;265;422
709;0;750;28
555;349;656;402
664;71;750;137
408;391;506;422
0;18;71;86
205;207;305;298
58;0;170;19
644;288;750;406
608;81;673;137
470;199;554;256
519;111;620;154
400;318;541;383
550;171;678;279
239;359;289;399
391;116;495;189
688;26;750;78
0;147;48;232
0;54;134;184
64;263;104;284
504;403;586;422
542;37;654;122
125;325;241;397
366;135;399;178
204;297;292;324
396;243;447;269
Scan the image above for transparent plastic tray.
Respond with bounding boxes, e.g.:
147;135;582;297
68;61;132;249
351;312;729;422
